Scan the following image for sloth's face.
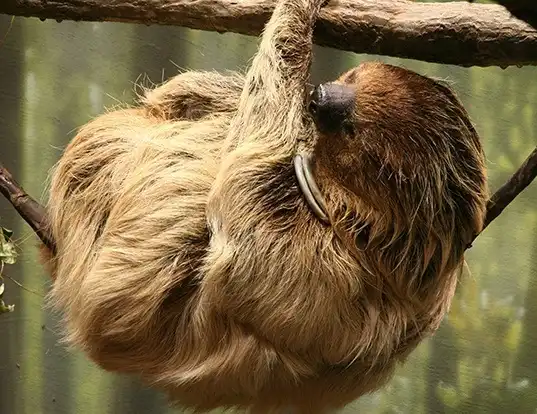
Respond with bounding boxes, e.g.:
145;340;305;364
309;61;485;241
309;61;470;173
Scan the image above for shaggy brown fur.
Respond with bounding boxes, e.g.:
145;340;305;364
41;0;488;412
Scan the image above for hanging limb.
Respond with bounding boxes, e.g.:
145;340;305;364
1;145;536;253
0;162;55;252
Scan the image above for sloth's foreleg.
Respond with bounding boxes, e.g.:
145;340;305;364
206;0;325;223
141;71;244;121
224;0;326;151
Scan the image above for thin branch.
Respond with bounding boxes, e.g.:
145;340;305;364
0;162;54;252
474;147;537;244
1;0;537;67
5;275;44;298
1;145;536;253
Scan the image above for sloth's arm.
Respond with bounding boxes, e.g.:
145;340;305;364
224;0;324;148
205;0;324;239
141;71;244;121
244;0;323;100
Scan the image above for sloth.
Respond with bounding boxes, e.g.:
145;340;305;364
41;0;488;413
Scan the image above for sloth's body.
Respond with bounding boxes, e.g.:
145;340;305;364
43;0;488;413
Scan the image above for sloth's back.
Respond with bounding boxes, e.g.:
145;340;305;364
46;107;229;356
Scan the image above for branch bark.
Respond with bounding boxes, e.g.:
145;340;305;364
496;0;537;29
0;163;54;252
479;147;537;236
1;0;537;67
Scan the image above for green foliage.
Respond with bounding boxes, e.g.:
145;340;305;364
0;227;17;265
0;225;17;314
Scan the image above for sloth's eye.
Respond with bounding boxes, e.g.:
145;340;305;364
343;122;355;136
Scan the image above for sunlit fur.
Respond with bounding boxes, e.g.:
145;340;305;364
41;0;488;413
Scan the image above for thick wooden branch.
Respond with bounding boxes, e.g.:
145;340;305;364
496;1;537;29
0;163;54;251
1;0;537;67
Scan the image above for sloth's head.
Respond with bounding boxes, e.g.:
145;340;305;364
304;61;487;298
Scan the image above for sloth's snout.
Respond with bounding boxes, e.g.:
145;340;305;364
309;83;356;134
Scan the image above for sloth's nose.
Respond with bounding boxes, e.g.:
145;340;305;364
309;83;356;134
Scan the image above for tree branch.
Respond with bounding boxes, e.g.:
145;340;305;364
476;147;537;240
1;144;536;253
0;163;54;252
0;1;536;255
495;1;537;30
1;0;537;67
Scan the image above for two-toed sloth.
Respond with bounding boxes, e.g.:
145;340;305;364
41;0;488;412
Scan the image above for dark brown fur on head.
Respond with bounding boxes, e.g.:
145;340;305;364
313;62;487;304
41;1;488;413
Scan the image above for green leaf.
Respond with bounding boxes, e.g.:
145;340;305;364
0;280;14;314
0;226;17;265
0;225;17;315
0;299;14;314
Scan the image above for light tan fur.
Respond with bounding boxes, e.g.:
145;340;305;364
41;0;488;413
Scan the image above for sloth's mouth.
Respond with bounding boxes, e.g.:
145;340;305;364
307;85;319;115
294;153;330;224
307;85;321;120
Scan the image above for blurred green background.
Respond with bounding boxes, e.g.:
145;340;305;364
0;1;536;412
